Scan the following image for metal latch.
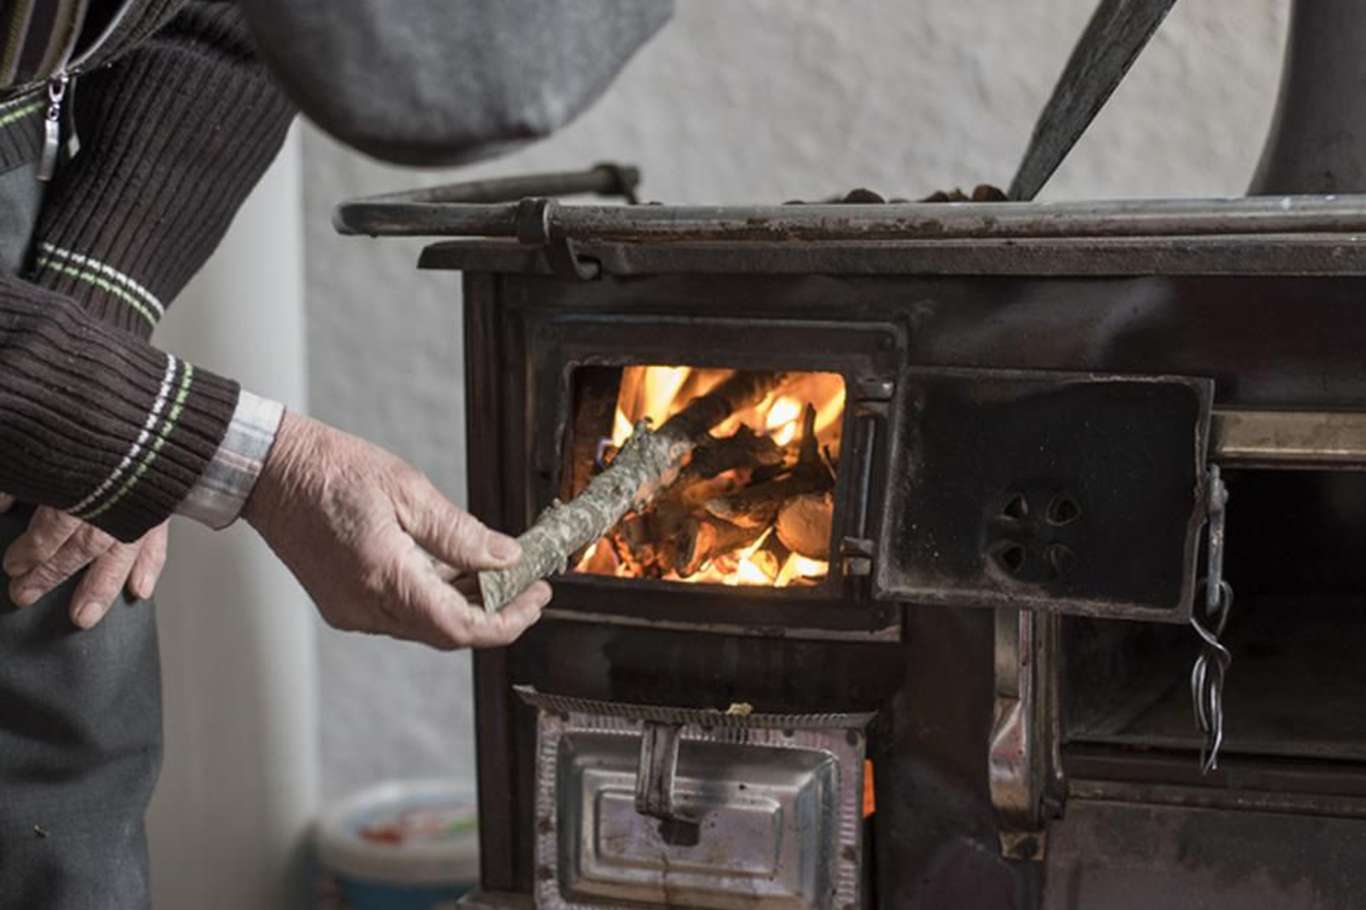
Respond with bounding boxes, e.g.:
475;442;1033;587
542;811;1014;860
1190;464;1233;773
515;197;601;280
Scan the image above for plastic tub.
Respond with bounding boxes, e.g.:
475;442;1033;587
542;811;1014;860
315;779;479;909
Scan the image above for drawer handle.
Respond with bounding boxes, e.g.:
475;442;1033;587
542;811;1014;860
635;721;683;821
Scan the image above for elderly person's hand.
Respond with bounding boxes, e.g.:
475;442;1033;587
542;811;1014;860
0;496;168;628
243;411;549;650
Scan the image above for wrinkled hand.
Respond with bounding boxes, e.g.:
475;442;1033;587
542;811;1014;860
0;494;168;628
243;411;549;650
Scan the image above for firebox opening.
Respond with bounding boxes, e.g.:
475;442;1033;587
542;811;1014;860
563;365;846;589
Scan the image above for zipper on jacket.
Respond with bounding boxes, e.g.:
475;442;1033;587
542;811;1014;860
38;72;69;181
38;0;135;182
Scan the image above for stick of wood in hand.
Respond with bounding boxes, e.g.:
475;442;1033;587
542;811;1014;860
477;371;786;613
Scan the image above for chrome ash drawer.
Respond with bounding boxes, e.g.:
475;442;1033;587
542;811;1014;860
517;688;872;910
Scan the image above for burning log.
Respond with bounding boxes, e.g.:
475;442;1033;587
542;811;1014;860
478;371;787;612
703;404;834;528
674;516;766;578
775;491;834;559
750;530;789;581
679;427;784;482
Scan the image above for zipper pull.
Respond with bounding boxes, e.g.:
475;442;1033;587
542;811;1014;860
64;77;80;160
38;72;70;183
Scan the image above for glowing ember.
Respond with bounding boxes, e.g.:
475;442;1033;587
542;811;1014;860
575;366;844;588
776;553;830;586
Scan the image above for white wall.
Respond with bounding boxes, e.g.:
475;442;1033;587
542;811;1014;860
302;0;1289;799
148;130;316;909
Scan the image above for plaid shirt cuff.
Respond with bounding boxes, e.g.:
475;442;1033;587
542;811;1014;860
176;390;283;529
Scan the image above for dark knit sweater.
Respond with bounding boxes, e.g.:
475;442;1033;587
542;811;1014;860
0;0;294;540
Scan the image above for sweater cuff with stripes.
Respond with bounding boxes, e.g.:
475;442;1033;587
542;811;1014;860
0;276;240;541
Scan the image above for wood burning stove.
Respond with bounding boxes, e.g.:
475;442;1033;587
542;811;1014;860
337;173;1366;908
332;4;1366;906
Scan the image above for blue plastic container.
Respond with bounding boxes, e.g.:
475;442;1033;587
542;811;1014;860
315;779;479;910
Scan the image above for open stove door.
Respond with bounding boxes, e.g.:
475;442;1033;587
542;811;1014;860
873;368;1213;623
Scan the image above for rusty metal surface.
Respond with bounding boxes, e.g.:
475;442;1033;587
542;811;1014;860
1008;0;1179;200
418;234;1366;277
991;610;1064;859
514;686;876;731
342;189;1366;244
335;163;638;231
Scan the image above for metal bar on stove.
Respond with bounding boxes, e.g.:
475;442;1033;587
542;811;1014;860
418;234;1366;276
334;163;639;235
1212;409;1366;470
338;188;1366;241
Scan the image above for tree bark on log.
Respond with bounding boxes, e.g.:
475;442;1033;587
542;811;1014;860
478;371;786;612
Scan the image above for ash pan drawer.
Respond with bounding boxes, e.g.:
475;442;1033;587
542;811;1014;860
517;687;873;910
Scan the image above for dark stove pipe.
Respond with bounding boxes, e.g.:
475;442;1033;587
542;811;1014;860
1249;0;1366;194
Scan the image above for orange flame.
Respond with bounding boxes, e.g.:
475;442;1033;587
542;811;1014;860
583;366;844;588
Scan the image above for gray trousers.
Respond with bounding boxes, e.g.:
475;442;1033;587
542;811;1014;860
0;165;161;908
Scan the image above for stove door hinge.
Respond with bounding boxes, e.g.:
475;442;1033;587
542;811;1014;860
990;607;1065;861
841;376;893;581
516;197;601;280
840;536;874;578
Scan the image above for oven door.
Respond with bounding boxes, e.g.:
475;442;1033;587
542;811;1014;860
873;367;1214;623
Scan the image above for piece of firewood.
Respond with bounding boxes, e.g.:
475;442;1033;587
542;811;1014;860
478;371;786;612
680;426;784;481
750;532;788;581
675;516;766;578
704;404;834;527
704;472;830;528
775;491;834;559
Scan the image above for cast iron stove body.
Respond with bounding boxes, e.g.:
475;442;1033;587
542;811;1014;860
338;168;1366;908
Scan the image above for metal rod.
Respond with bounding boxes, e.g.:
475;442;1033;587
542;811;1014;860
338;190;1366;242
334;163;639;235
1008;0;1178;201
1212;409;1366;469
